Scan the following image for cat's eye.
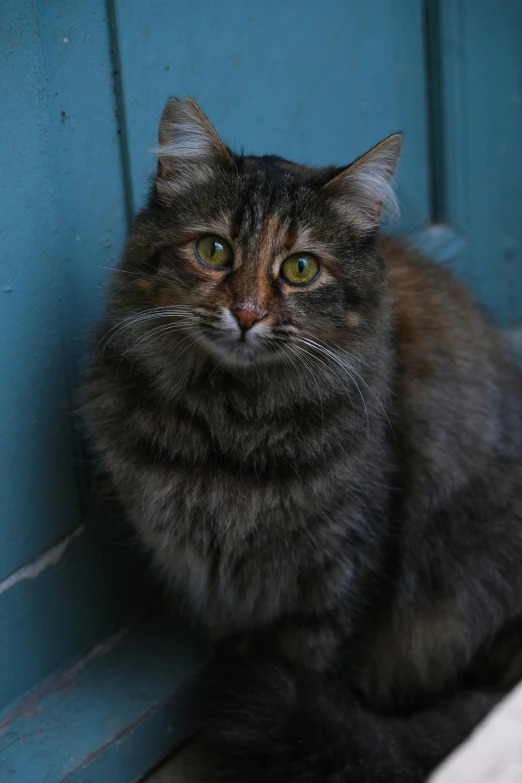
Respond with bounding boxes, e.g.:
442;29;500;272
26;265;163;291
195;236;233;268
280;253;320;285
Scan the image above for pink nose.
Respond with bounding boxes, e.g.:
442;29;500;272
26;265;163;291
232;308;266;331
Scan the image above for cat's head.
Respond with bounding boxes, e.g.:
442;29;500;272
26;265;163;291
109;98;401;373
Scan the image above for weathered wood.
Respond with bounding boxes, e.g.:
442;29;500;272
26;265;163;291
0;619;208;783
115;0;431;232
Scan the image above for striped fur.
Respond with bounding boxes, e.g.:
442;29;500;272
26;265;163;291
82;98;522;782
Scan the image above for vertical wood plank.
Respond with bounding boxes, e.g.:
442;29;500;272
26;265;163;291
0;0;140;710
113;0;430;233
0;0;82;580
38;0;130;363
439;0;522;326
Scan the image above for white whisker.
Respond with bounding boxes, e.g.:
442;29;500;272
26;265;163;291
285;344;325;436
122;322;196;358
100;306;197;352
317;339;394;438
295;338;368;435
97;266;153;279
299;336;394;438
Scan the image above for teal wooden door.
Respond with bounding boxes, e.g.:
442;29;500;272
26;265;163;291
1;2;521;781
116;0;431;230
113;0;522;331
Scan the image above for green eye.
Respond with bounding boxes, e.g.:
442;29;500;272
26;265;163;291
280;253;320;285
195;236;233;268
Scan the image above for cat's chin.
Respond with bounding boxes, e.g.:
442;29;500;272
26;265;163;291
198;335;279;368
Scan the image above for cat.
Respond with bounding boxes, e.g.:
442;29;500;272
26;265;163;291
82;97;522;781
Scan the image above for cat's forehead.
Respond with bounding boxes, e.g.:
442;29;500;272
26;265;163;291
227;155;337;233
230;168;317;247
240;154;338;189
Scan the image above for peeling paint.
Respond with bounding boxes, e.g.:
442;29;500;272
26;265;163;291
0;620;207;782
0;526;85;596
0;627;129;733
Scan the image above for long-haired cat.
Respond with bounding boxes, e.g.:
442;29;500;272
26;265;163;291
82;98;522;781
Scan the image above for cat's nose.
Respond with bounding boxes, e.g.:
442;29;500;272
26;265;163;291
232;307;266;331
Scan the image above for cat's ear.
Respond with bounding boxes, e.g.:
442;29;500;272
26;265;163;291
323;134;402;233
155;97;232;190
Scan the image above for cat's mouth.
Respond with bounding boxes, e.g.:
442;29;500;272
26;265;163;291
186;307;288;367
205;329;272;364
197;311;278;365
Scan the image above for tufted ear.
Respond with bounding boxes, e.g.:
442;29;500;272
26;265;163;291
323;133;402;233
154;97;232;190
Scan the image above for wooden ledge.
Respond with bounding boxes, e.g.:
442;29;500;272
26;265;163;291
0;618;208;783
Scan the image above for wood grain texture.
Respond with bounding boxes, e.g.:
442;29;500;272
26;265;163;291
0;619;208;783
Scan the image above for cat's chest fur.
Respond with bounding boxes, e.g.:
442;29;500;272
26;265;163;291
106;374;390;634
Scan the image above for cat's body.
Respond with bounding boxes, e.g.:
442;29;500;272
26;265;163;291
83;99;522;781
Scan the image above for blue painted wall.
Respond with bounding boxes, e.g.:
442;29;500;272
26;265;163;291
115;0;431;229
0;0;81;582
0;0;135;711
438;0;522;328
1;0;521;720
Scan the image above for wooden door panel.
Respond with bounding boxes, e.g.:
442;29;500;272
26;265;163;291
114;0;431;233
